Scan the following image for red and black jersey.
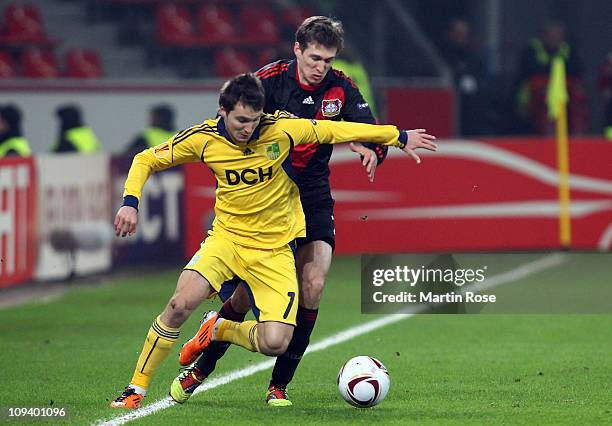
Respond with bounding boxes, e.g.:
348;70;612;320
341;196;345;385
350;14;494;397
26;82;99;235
256;59;387;203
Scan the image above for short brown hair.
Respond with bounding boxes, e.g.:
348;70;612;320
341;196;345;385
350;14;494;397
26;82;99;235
295;16;344;53
219;73;265;112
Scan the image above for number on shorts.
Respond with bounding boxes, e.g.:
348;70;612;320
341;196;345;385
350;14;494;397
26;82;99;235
283;291;296;319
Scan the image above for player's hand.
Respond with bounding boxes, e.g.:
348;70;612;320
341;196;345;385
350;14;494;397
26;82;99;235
401;129;437;163
349;142;378;182
114;206;138;237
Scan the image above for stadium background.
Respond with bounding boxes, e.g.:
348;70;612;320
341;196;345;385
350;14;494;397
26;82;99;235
2;0;611;286
0;1;611;424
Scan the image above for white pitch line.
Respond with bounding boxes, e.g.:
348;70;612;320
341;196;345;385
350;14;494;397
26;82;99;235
95;253;567;426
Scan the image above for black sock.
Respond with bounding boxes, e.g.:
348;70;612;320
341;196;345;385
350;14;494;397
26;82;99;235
270;306;318;388
195;298;247;377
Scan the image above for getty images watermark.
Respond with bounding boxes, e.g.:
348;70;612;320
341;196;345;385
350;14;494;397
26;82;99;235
361;253;612;314
371;264;494;304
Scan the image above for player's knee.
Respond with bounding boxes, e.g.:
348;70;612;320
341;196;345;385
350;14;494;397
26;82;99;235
260;337;290;356
259;330;291;356
166;296;191;324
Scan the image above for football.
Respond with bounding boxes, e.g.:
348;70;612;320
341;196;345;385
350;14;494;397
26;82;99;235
337;356;390;408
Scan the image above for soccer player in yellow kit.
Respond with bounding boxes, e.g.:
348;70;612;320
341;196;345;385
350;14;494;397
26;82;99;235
109;73;436;408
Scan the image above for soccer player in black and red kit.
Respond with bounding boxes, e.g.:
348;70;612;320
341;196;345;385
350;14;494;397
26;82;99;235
172;16;390;406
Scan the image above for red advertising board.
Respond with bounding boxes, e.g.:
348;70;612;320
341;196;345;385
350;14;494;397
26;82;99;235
0;157;37;287
330;138;612;253
183;163;217;257
183;137;612;255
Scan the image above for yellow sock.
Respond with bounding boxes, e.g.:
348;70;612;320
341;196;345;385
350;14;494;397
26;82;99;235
215;319;260;352
130;316;180;391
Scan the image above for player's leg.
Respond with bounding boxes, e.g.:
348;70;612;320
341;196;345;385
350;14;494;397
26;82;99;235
219;243;297;356
180;311;294;359
194;282;251;376
179;243;298;363
214;317;293;355
110;270;214;408
113;235;235;408
295;240;333;308
267;205;335;403
172;313;294;404
170;282;251;404
267;240;332;404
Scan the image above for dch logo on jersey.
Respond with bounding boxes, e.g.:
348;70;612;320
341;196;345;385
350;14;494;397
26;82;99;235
266;143;280;160
225;166;273;185
321;99;343;117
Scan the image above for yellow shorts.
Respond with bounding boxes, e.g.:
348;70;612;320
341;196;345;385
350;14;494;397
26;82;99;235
184;234;298;325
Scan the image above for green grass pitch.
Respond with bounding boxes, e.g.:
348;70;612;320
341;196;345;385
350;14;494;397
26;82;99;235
0;253;610;425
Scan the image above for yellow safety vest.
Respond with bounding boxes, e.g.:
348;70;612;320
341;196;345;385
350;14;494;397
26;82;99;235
332;59;377;116
144;127;175;148
0;136;32;157
531;38;570;66
65;127;101;153
517;39;572;117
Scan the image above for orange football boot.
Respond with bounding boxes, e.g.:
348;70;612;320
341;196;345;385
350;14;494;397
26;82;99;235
110;387;144;409
179;311;219;366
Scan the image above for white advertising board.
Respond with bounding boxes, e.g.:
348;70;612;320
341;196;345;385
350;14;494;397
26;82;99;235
35;153;112;280
0;83;219;154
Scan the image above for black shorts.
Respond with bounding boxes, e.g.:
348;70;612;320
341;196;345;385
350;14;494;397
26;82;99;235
297;198;335;252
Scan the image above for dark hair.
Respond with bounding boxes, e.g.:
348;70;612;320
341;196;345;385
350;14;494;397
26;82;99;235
151;104;175;130
295;16;344;53
56;104;83;130
219;73;265;112
0;104;23;138
0;104;22;125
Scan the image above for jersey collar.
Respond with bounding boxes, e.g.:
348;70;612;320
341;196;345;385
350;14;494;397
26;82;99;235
217;117;262;145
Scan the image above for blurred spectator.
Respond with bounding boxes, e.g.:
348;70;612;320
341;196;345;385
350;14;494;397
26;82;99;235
334;45;377;116
0;104;32;157
125;104;176;156
515;20;588;135
439;18;484;136
52;104;101;153
599;53;612;140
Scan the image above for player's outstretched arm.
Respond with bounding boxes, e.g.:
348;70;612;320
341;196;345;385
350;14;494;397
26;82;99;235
114;205;138;237
400;129;437;163
285;118;437;159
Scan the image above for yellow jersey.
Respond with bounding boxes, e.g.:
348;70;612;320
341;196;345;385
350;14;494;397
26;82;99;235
123;111;406;249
